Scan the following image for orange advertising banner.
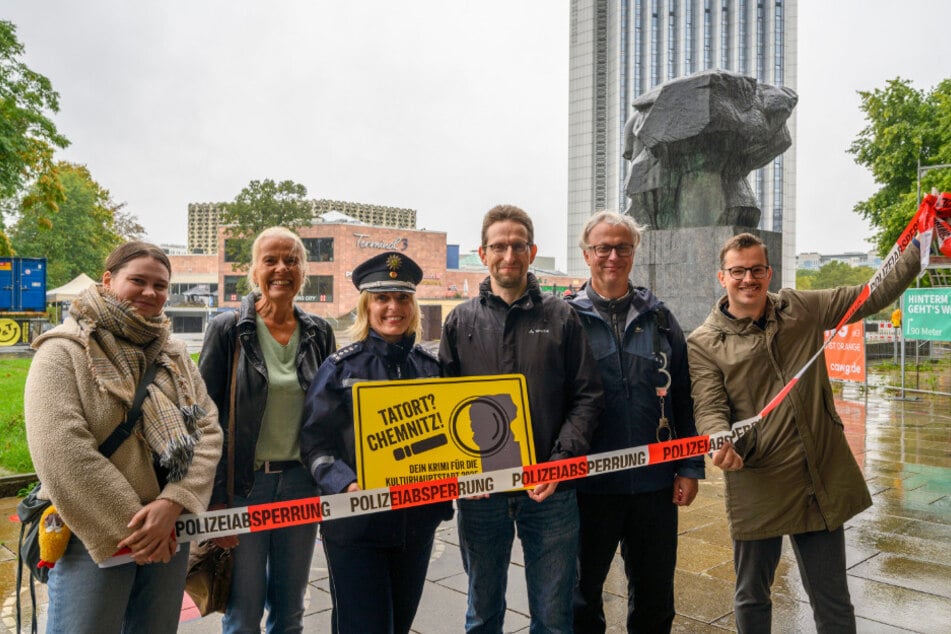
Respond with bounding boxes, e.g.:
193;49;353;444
824;322;866;383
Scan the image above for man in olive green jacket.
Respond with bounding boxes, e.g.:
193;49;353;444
687;232;922;634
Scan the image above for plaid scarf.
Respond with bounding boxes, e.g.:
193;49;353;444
69;285;203;482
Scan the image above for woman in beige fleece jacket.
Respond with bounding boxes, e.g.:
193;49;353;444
24;241;222;633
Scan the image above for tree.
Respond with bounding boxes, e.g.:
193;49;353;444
797;261;876;291
113;205;146;241
796;269;817;290
812;261;876;289
219;179;313;270
849;78;951;256
12;162;129;287
0;20;70;254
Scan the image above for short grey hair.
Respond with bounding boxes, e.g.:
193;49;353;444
578;211;648;250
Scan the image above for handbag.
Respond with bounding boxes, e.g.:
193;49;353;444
184;539;234;616
184;327;239;616
15;361;159;633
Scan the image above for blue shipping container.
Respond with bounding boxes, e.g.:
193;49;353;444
0;257;47;312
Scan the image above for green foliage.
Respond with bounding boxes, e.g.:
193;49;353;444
220;179;312;270
797;261;876;290
12;162;131;287
0;20;70;254
796;269;817;290
813;261;876;289
0;357;33;475
849;78;951;256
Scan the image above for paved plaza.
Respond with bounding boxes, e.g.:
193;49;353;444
2;385;950;632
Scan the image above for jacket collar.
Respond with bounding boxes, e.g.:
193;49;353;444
478;273;544;309
236;292;324;338
365;330;415;362
568;281;660;327
707;292;781;334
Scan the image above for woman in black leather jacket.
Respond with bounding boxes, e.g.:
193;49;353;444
300;251;452;634
199;227;335;633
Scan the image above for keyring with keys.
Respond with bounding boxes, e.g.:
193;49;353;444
655;352;673;442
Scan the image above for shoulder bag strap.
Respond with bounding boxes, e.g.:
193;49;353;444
98;361;159;458
227;327;240;506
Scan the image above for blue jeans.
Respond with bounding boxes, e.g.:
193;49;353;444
457;489;579;633
734;527;855;634
46;534;189;633
222;464;319;634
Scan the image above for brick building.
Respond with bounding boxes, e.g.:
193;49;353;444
167;223;584;333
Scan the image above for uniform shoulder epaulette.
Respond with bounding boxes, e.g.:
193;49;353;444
414;344;440;363
329;341;363;363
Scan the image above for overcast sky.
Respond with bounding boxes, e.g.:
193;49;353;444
5;0;950;267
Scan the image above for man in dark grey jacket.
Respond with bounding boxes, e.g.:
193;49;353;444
439;204;603;633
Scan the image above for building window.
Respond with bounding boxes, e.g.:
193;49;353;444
302;237;334;262
703;0;712;69
738;0;748;73
774;0;784;85
685;0;694;73
756;0;765;80
650;0;660;86
772;156;783;231
720;0;731;70
667;0;678;80
755;167;765;212
223;275;243;302
620;0;631;204
635;0;643;94
300;275;334;303
595;0;609;211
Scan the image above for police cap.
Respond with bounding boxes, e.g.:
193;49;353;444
351;251;423;293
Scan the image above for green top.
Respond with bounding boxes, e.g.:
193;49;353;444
254;314;304;468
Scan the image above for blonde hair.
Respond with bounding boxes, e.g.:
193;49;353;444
247;227;308;292
347;291;422;342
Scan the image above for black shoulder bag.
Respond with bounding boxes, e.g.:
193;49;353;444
15;361;159;633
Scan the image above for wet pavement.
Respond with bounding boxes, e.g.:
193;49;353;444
2;385;949;633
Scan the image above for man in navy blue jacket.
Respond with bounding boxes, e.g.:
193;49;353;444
567;211;705;634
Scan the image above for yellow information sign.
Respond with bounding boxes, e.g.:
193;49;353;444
353;374;535;489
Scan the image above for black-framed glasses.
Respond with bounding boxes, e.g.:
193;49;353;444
485;241;532;255
587;243;635;258
723;265;770;280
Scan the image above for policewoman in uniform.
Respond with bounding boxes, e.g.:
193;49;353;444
300;251;453;634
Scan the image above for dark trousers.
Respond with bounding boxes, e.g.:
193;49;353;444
734;526;855;634
573;488;677;634
322;531;436;634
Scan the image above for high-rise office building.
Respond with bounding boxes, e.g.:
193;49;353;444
568;0;797;286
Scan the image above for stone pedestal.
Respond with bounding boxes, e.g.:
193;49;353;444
629;227;782;333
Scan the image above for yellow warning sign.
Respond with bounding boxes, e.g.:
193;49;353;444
353;374;535;490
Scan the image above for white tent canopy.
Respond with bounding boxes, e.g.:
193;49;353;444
46;273;98;302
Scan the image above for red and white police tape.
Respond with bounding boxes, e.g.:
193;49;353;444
171;431;742;543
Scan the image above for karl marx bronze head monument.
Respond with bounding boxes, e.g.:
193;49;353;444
623;70;797;229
